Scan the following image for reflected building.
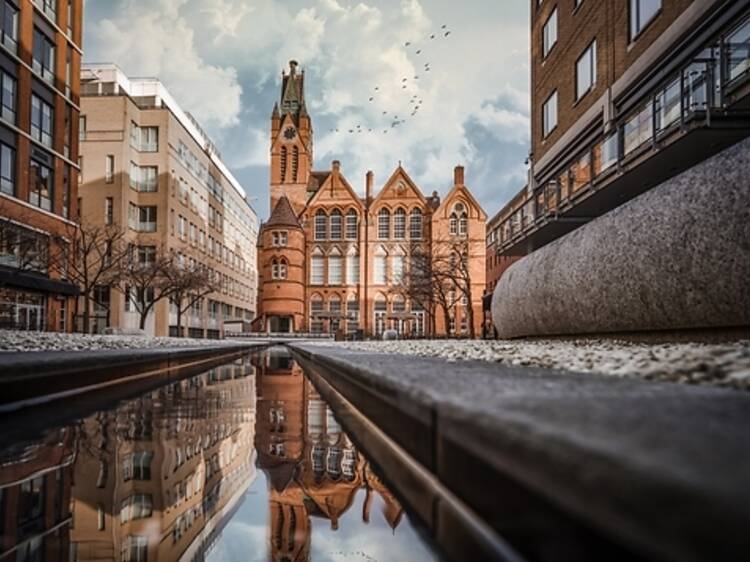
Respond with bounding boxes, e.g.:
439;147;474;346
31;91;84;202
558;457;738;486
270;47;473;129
254;348;405;562
0;427;76;561
69;355;258;561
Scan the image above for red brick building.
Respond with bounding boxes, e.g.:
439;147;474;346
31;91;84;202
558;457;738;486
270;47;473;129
257;62;487;338
0;0;83;331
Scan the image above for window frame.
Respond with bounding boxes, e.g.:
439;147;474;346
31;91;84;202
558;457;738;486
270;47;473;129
630;0;661;42
542;7;558;58
575;40;597;101
542;90;558;138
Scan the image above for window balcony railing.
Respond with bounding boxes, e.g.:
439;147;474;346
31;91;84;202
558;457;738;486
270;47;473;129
497;14;750;252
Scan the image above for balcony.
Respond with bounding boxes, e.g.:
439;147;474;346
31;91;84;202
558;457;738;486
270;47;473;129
498;14;750;257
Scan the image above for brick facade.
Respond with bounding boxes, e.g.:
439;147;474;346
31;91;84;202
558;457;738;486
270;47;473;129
257;62;487;338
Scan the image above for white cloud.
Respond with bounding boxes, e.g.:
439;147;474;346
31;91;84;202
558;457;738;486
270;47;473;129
87;0;243;128
84;0;531;216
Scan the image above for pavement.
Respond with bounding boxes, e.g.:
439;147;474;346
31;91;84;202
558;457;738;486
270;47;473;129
290;342;750;562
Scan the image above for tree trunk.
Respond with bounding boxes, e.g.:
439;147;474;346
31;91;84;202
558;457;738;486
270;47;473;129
83;294;91;334
176;307;183;338
467;301;476;339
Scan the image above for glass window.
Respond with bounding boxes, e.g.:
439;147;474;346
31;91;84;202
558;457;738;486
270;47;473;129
328;254;342;284
106;155;114;183
378;209;390;239
543;8;557;57
137;207;157;232
374;255;386;285
576;40;597;100
393;208;406;239
120;494;152;522
31;95;54;148
311;254;324;284
33;0;57;22
655;77;681;132
543;91;557;137
570;152;591;193
1;70;16;124
62;165;70;218
391;255;405;284
726;18;750;82
1;1;19;54
121;535;148;562
346;251;359;284
29;158;53;212
330;209;342;240
345;209;358;239
593;133;618;175
314;210;327;240
130;163;158;192
630;0;661;40
409;209;422;239
32;28;55;83
623;103;653;155
105;197;113;225
310;297;324;333
0;142;14;196
130;123;158;152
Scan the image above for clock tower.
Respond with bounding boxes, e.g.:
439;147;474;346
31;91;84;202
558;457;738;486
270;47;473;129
270;60;313;215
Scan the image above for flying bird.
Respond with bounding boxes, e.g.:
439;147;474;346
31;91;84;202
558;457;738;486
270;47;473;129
369;97;374;101
348;130;353;133
445;31;451;37
405;41;411;46
416;49;422;54
402;78;407;81
414;75;419;79
441;24;447;29
375;86;379;91
430;34;435;39
382;111;388;115
402;85;407;88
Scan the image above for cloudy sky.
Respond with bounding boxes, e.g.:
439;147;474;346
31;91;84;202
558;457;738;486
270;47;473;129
83;0;531;220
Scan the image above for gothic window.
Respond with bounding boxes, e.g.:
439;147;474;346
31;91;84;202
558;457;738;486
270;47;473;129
345;209;358;240
271;258;288;280
391;249;405;284
410;208;423;240
310;295;324;333
374;294;387;336
451;202;468;237
280;146;287;182
328;248;343;285
329;294;342;333
292;146;299;182
378;208;390;239
311;248;324;284
314;209;327;240
330;209;343;240
374;246;387;285
346;295;359;335
346;247;359;285
394;208;406;239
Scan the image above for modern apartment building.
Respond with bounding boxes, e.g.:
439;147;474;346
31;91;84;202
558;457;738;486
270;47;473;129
494;0;750;257
0;0;83;331
78;64;259;337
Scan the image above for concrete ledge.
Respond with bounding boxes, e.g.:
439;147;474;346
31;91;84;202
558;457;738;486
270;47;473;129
493;136;750;338
290;343;750;562
0;342;267;411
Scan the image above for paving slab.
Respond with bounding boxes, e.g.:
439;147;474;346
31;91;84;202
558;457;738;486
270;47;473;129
290;342;750;562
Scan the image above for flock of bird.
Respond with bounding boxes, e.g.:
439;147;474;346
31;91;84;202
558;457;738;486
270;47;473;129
328;24;453;136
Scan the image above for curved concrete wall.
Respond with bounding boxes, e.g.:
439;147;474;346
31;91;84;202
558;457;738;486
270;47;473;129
492;137;750;338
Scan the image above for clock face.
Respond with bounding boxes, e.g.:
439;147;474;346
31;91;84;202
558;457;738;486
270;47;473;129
283;127;297;140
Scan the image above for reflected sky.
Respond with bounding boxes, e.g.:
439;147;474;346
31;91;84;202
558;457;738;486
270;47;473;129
0;347;441;562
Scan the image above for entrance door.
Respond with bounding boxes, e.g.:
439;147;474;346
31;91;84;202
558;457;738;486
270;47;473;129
17;304;44;331
278;317;291;333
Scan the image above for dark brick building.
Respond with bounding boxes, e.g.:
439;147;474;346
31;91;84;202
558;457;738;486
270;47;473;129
494;0;750;257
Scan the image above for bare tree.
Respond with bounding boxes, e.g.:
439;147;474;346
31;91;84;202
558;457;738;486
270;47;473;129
117;247;177;331
165;259;220;337
49;221;129;333
432;237;476;338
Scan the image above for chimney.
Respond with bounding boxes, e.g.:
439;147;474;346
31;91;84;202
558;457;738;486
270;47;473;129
454;165;465;186
365;171;373;202
332;160;341;174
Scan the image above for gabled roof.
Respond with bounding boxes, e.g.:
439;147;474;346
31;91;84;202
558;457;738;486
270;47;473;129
435;182;488;221
307;171;331;193
264;195;301;229
305;168;364;212
371;165;428;208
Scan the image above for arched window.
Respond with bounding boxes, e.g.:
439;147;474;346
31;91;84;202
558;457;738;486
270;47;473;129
410;208;423;240
310;294;324;334
451;202;468;237
346;294;359;335
346;247;359;285
378;208;390;239
393;208;406;239
345;209;358;240
328;247;343;285
280;146;287;182
391;247;405;284
310;247;324;284
449;213;458;235
329;294;342;334
314;209;327;240
278;258;288;280
330;209;343;240
374;294;387;336
373;246;387;285
292;146;299;182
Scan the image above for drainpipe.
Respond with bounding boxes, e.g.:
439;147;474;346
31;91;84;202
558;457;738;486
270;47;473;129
363;171;373;337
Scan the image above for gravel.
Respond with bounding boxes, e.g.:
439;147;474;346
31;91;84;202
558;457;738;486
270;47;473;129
0;330;258;353
314;339;750;391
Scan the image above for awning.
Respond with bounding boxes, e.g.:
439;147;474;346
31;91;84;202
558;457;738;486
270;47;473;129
0;267;79;297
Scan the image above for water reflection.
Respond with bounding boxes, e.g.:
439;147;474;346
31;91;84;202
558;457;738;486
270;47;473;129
0;348;439;562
